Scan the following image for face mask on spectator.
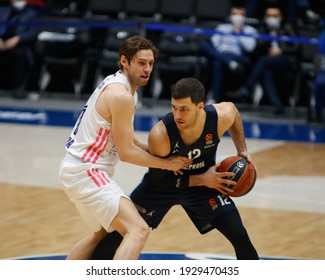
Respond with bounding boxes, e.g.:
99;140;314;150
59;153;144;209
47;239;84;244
12;1;27;11
230;14;245;26
265;17;280;29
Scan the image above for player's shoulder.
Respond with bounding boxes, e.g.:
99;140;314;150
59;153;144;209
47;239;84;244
102;83;133;103
150;120;167;139
213;101;235;110
98;83;134;119
148;120;170;156
102;71;133;97
213;102;237;117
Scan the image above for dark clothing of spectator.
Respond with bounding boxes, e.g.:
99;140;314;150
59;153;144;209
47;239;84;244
0;2;39;97
237;19;300;112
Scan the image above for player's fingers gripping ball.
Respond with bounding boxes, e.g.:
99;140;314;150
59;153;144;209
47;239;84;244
217;156;256;197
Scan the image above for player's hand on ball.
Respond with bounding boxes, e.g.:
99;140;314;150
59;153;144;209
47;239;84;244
202;165;236;194
217;155;257;197
238;152;257;173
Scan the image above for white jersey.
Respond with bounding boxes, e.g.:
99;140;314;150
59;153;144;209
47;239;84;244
65;70;138;174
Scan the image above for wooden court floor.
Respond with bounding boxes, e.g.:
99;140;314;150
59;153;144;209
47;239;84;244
0;120;324;260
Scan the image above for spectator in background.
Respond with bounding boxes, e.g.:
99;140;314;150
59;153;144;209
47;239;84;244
309;27;325;125
235;6;300;114
200;5;258;104
0;0;40;98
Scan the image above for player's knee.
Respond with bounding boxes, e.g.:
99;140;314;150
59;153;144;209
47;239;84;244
132;222;150;245
138;223;150;240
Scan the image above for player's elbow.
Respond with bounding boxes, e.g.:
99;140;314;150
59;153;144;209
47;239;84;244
118;147;139;164
118;150;132;162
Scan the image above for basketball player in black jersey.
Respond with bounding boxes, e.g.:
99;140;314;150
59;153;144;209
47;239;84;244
91;77;259;260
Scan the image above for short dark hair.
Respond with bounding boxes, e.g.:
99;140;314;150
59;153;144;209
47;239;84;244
118;36;159;70
171;78;206;104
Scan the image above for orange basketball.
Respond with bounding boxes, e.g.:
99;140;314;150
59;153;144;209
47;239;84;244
217;156;256;197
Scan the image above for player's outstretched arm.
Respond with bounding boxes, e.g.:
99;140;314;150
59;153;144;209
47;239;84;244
108;89;191;171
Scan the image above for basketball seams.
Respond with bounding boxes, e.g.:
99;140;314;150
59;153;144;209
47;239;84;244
217;156;256;197
227;158;247;188
234;160;256;197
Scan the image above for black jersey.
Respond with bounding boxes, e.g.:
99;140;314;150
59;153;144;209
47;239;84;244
147;104;220;187
164;104;220;175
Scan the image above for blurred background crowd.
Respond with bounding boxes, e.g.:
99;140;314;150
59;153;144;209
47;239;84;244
1;0;325;124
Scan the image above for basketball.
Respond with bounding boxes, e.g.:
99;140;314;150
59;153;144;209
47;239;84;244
217;156;256;197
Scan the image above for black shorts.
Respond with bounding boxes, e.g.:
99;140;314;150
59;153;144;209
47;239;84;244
130;173;237;234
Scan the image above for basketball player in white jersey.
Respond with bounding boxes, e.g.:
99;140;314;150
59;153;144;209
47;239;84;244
59;36;192;260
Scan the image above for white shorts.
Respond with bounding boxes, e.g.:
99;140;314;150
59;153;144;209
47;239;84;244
59;153;129;232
